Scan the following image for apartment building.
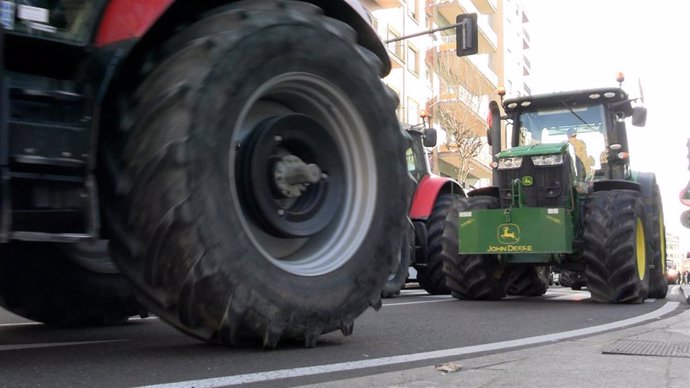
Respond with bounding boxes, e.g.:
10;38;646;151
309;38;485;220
363;0;530;189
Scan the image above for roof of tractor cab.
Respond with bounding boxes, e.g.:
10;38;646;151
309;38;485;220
502;87;634;116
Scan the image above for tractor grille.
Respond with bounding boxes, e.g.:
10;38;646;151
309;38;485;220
497;154;574;208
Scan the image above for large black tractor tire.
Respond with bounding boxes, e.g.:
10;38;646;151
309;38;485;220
0;242;141;326
506;266;549;296
442;196;508;300
645;184;668;299
419;193;463;295
381;221;413;298
102;1;411;347
583;190;650;304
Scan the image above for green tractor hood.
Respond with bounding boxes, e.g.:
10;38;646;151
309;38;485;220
498;142;568;158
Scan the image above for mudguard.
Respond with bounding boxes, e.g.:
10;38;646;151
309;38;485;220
409;175;465;220
95;0;391;75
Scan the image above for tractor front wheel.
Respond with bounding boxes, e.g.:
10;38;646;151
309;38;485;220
583;190;650;303
646;184;668;299
419;193;463;295
442;196;508;300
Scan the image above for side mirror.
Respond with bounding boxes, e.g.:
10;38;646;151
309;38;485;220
632;106;647;127
456;13;478;57
423;128;438;148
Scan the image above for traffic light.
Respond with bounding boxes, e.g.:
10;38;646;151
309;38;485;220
456;13;478;57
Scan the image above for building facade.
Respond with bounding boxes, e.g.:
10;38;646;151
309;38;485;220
364;0;530;189
667;233;689;272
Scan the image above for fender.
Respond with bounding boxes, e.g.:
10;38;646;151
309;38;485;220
94;0;390;75
592;179;640;193
409;175;465;220
95;0;174;47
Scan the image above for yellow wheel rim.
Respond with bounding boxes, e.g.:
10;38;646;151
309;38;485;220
636;218;646;280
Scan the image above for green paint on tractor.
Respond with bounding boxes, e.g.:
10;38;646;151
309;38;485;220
458;207;573;255
497;142;568;158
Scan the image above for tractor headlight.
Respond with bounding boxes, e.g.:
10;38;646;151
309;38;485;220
532;154;564;166
497;157;523;170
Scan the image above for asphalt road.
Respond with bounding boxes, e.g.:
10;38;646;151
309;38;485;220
0;285;682;387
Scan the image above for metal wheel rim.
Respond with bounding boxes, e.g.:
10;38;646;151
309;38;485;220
229;73;377;276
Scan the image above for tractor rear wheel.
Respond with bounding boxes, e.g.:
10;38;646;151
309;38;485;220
506;266;549;296
646;184;668;299
419;193;462;295
442;196;508;300
103;1;410;347
381;220;413;298
0;242;141;326
583;190;650;303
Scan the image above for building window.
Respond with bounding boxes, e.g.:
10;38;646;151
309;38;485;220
407;0;420;22
407;45;419;75
386;27;405;61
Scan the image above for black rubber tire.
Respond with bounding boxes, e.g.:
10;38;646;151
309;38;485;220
381;220;413;298
506;266;549;296
583;190;650;304
418;193;462;295
646;184;668;299
103;1;410;347
0;242;141;326
442;196;508;300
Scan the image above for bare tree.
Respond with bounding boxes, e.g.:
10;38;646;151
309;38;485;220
427;47;493;183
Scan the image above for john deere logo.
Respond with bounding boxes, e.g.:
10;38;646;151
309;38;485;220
521;176;534;186
498;224;520;244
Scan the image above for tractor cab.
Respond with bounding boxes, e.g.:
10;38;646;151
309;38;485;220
404;111;437;183
498;88;646;191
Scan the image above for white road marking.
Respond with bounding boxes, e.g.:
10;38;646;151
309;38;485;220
0;321;41;328
0;315;158;328
384;298;455;307
0;339;129;352
137;302;680;388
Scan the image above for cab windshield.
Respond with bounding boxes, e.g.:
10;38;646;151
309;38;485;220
3;1;104;44
516;104;608;180
406;132;428;183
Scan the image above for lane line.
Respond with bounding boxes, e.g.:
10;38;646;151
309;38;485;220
384;298;455;307
0;315;159;328
0;322;41;328
137;301;680;388
0;339;129;352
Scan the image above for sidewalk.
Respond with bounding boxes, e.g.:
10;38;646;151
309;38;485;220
301;285;690;388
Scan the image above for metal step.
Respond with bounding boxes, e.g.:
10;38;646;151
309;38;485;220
5;72;90;171
0;171;98;243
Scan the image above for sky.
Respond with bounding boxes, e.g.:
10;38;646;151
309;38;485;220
521;0;690;250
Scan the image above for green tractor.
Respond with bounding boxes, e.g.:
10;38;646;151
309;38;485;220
441;76;668;303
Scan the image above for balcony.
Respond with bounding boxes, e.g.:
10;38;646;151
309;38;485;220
371;0;403;8
471;0;497;14
426;36;498;87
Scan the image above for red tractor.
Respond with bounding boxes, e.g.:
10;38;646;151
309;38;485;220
381;113;466;297
0;0;414;348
